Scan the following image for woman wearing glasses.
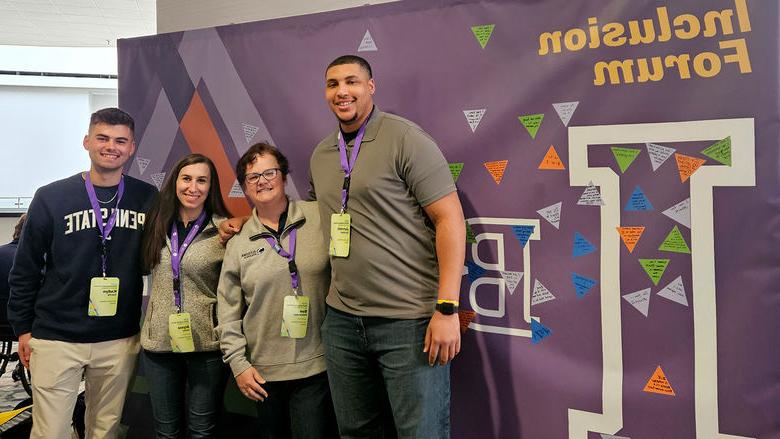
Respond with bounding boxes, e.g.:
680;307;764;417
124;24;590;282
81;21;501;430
217;143;337;438
139;153;232;438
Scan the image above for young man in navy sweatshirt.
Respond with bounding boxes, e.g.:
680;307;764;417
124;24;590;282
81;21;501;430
7;108;157;439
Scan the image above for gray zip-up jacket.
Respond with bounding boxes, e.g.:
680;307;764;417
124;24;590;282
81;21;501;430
141;216;225;352
217;201;329;381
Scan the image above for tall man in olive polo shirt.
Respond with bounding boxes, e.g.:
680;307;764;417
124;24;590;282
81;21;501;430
309;55;466;438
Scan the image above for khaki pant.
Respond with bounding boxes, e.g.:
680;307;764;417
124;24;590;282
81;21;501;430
28;335;140;439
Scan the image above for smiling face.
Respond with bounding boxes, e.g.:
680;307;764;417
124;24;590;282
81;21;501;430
325;62;375;132
176;162;211;220
83;122;135;175
243;153;286;209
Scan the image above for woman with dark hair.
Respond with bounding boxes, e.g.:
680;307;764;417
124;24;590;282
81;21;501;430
217;143;337;439
140;153;232;439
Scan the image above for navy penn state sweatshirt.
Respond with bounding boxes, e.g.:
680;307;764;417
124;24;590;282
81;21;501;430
8;173;156;342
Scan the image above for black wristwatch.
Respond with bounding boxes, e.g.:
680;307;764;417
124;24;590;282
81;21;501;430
435;301;458;315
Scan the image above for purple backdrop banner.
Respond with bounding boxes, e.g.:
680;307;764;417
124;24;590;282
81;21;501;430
119;0;779;438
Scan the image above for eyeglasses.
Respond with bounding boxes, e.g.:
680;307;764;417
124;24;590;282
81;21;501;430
245;168;281;185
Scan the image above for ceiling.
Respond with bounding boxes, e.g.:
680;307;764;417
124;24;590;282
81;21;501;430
0;0;156;47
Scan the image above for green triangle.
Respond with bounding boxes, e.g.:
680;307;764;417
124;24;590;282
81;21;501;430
449;162;464;183
659;225;691;254
701;136;731;166
471;24;495;49
466;221;477;244
639;258;670;285
518;113;544;139
610;146;641;173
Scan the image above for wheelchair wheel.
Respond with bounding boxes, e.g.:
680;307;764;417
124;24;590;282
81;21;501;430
12;362;32;396
0;339;11;376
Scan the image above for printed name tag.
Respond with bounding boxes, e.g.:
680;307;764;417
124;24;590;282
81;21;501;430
169;312;195;353
330;213;351;257
281;295;309;339
88;277;119;317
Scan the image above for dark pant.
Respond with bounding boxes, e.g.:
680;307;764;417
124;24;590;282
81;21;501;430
321;307;451;439
142;350;228;439
254;371;338;439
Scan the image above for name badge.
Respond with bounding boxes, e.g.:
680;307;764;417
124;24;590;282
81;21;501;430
88;277;119;317
169;313;195;353
281;295;309;339
330;213;351;257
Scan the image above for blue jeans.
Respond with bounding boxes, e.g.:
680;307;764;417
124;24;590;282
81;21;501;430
321;307;451;439
142;350;228;439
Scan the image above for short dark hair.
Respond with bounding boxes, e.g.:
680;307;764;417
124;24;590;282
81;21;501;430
236;142;290;187
12;214;26;241
89;107;135;134
326;55;372;79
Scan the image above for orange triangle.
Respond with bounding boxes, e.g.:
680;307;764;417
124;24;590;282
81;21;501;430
458;310;476;334
643;365;676;396
675;153;706;182
616;226;645;253
538;145;565;170
484;160;508;184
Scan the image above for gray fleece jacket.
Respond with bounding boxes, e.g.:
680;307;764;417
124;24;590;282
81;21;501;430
141;216;225;352
217;200;329;381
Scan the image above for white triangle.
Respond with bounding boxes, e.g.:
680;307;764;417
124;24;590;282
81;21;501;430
657;275;688;306
136;157;151;175
500;271;523;295
646;142;676;171
577;181;605;206
531;279;556;306
242;123;259;144
463;109;486;133
462;265;468;276
622;288;651;317
552;101;579;127
150;172;166;190
536;201;562;229
357;30;378;52
600;434;631;439
662;198;691;229
228;180;244;198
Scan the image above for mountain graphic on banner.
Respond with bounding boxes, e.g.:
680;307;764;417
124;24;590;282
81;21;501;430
646;142;676;171
657;275;688;306
463;109;486;132
484;160;508;184
639;259;670;285
458;310;476;334
622;288;651;317
150;172;166;190
530;318;552;344
701;136;731;166
573;232;596;258
643;365;676;396
536;201;561;229
571;273;597;298
449;163;464;183
470;24;495;49
659;225;691;254
228;180;245;198
616;226;644;253
552;101;578;126
136;157;150;175
675;153;706;182
465;221;477;244
518;114;544;139
611;146;641;173
662;198;691;229
357;29;378;51
577;181;604;206
465;261;485;283
500;271;523;294
624;186;653;211
511;225;534;248
242;122;259;144
531;279;555;305
538;145;565;170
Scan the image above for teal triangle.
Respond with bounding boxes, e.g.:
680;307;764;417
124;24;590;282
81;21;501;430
571;273;598;298
511;225;535;248
531;318;552;344
624;186;653;211
573;232;597;258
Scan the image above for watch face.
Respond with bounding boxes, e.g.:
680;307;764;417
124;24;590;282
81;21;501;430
437;302;457;315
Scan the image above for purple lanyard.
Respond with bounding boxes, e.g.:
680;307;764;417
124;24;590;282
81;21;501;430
337;117;370;213
264;228;299;294
85;173;125;277
170;211;207;312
